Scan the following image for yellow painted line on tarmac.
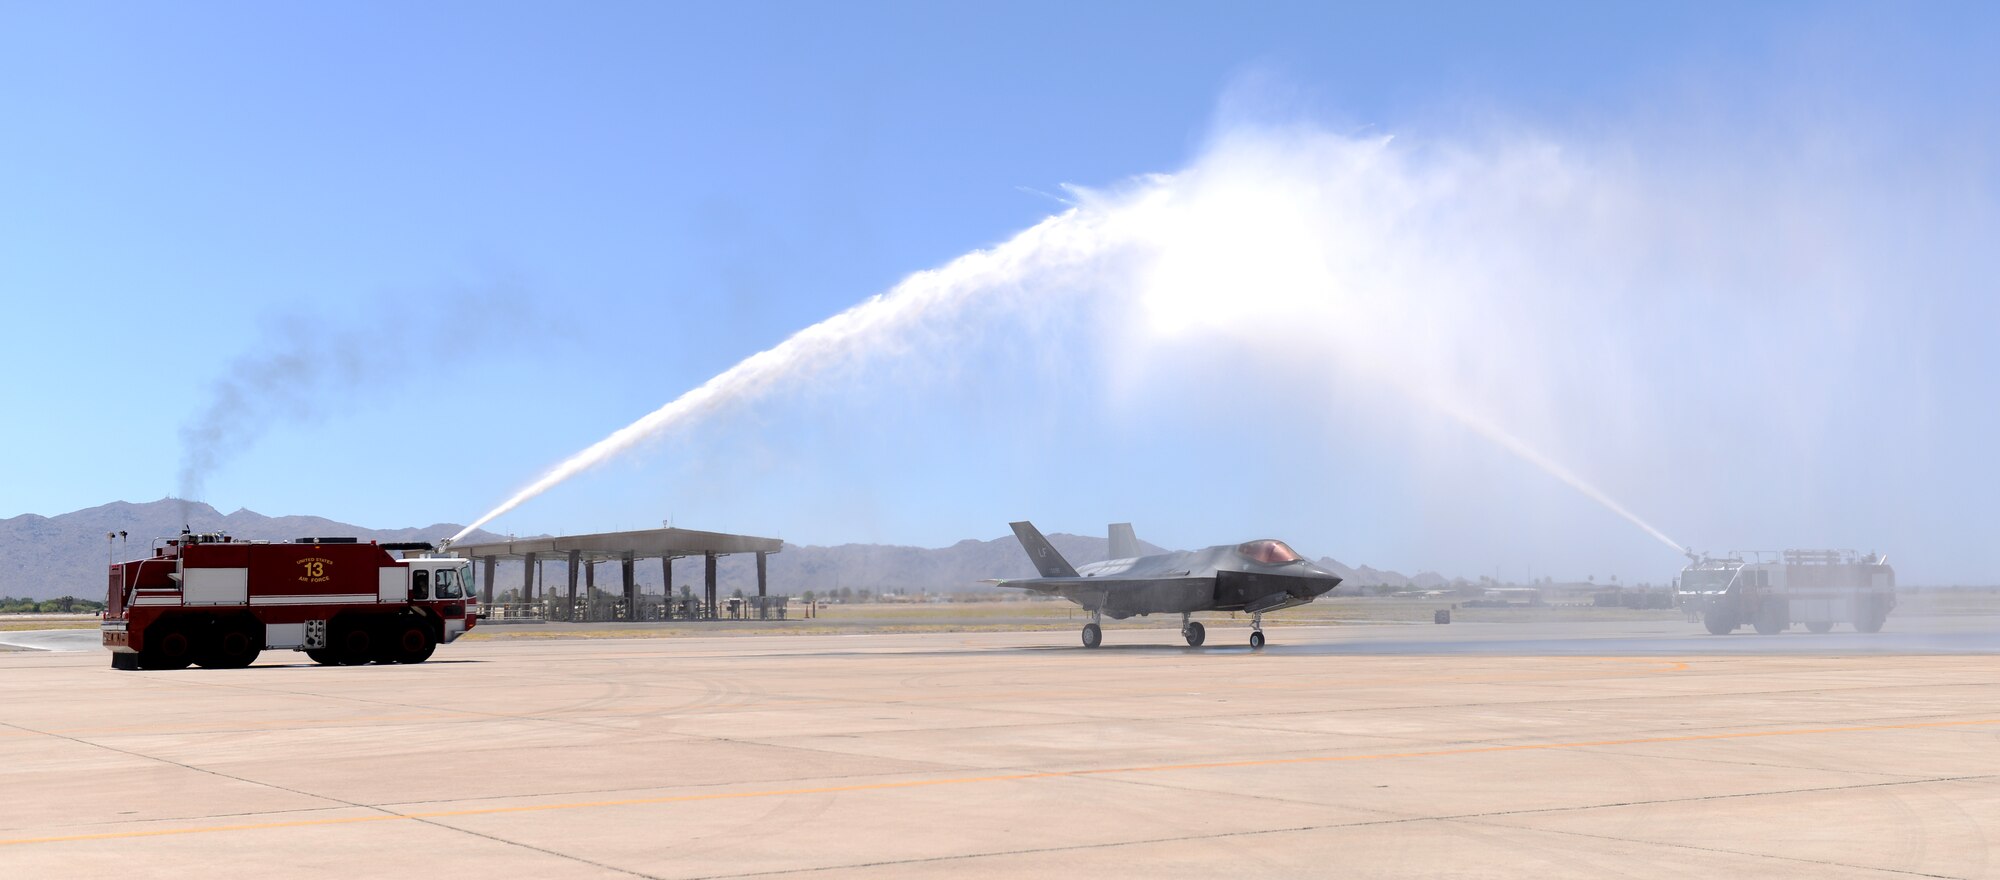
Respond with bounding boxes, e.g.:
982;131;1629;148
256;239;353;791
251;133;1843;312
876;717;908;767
1606;657;1691;672
6;714;1997;849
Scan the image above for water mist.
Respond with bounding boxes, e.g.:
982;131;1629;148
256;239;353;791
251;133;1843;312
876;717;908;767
454;125;1689;557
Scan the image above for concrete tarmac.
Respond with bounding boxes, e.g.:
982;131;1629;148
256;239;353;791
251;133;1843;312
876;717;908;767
3;617;1999;878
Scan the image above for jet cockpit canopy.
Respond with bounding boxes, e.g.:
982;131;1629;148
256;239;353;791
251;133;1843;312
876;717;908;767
1237;540;1303;565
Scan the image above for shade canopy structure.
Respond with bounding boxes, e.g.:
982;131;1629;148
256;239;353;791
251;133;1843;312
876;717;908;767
450;527;782;561
450;527;782;621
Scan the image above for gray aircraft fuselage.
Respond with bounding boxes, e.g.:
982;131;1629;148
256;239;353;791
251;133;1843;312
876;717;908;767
995;521;1344;648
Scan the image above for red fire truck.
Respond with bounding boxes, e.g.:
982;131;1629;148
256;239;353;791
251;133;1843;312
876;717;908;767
103;531;477;669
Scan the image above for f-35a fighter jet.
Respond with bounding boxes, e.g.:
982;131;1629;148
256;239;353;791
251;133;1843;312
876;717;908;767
993;521;1344;649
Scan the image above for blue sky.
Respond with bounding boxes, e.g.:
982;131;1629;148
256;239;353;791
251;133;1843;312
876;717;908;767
3;2;1995;584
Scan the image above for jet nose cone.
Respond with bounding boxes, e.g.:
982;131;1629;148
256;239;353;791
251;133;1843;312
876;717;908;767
1304;571;1342;594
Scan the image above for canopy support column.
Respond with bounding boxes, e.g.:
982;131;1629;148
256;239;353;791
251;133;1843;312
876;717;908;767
566;549;581;621
662;556;675;618
621;551;636;619
704;553;718;620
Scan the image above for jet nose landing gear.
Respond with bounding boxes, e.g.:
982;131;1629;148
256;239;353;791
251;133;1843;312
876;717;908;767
1249;612;1266;649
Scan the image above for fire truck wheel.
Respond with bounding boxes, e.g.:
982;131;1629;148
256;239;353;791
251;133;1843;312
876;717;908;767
305;648;341;666
1702;611;1736;635
140;627;196;670
333;627;374;665
196;624;261;669
391;623;436;664
1855;614;1886;634
1805;621;1833;634
1752;606;1786;635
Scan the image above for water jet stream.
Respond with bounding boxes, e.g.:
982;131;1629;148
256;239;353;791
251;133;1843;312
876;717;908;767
450;211;1105;544
452;129;1686;561
1432;399;1684;555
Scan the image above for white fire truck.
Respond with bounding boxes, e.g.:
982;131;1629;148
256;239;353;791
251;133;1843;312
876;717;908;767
1677;549;1895;635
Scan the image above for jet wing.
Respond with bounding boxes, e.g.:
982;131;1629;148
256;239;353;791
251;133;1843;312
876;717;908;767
989;576;1205;593
989;576;1217;618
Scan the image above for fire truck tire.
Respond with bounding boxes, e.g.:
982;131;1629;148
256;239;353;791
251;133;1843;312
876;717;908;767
1702;610;1736;635
196;621;262;669
1805;621;1833;634
1752;604;1786;635
305;648;341;666
139;626;196;670
390;623;436;664
1855;614;1886;634
333;626;374;665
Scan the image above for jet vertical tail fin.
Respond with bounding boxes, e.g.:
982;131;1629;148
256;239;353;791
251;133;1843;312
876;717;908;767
1009;521;1079;578
1107;523;1139;560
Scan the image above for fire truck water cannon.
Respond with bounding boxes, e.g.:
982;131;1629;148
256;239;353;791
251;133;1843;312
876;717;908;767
102;530;478;670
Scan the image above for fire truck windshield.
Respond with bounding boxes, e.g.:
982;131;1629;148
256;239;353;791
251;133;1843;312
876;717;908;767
1681;569;1736;592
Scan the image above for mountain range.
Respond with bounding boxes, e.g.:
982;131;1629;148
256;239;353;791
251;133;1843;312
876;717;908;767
0;499;1449;600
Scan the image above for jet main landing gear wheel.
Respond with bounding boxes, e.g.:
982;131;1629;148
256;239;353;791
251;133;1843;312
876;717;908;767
1081;622;1102;649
